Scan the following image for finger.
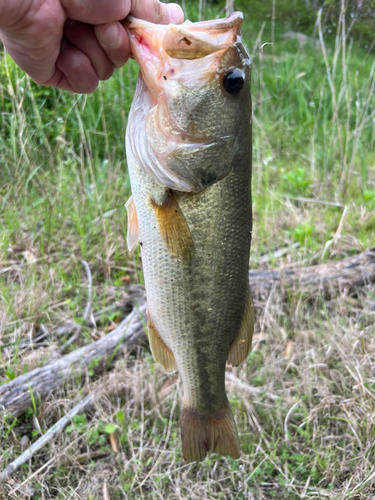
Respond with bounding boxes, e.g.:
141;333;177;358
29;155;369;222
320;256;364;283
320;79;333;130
64;20;114;80
130;1;184;24
61;0;183;25
42;68;83;93
55;39;99;94
94;22;130;68
61;0;131;24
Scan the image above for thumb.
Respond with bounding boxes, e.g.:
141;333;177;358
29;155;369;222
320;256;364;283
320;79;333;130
130;1;184;24
61;0;129;24
61;0;184;25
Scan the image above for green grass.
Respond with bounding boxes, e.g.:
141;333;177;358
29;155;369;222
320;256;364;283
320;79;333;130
1;0;375;498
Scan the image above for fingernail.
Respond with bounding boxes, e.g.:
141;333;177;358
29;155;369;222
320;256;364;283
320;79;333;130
101;23;120;47
167;3;184;24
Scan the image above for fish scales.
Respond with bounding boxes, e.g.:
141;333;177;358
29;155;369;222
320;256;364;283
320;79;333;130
125;12;253;462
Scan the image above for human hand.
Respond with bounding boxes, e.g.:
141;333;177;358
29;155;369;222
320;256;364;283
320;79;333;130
0;0;184;94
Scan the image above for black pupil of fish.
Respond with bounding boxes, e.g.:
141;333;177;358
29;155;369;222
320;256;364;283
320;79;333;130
223;69;244;95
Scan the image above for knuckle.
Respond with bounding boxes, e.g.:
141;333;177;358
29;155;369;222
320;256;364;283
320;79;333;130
61;0;90;19
70;53;90;73
30;6;65;40
153;1;163;21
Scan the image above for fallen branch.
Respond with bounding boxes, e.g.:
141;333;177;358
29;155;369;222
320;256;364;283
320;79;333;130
249;247;375;299
1;389;99;480
0;299;147;417
81;259;95;327
70;248;375;323
1;249;374;418
225;372;280;401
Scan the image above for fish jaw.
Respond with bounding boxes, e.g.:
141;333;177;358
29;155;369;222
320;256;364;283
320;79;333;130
125;13;244;94
125;17;166;98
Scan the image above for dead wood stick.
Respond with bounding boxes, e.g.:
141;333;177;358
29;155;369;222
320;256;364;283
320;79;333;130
76;248;375;325
257;242;300;264
85;248;375;327
0;301;147;418
81;259;95;327
249;247;375;299
0;390;99;480
225;372;280;401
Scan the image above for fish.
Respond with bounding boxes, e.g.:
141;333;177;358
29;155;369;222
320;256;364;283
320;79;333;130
124;12;253;462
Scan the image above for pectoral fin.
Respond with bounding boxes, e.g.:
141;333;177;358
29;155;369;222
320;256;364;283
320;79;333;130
125;196;139;253
151;190;194;261
227;288;254;367
148;316;177;373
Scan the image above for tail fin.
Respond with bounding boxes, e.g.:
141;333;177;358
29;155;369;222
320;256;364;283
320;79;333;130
181;400;240;462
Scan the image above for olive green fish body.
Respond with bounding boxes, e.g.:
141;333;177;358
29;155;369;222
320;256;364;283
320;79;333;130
125;12;253;461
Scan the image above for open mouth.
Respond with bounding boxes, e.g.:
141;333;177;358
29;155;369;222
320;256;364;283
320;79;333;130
125;12;243;59
124;13;244;93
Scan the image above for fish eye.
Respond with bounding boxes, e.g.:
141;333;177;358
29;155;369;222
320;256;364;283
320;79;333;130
222;68;245;95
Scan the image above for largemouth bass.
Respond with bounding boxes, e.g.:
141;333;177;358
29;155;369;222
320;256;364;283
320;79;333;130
125;12;253;462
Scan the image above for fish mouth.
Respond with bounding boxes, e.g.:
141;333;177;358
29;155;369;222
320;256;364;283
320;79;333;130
124;12;245;138
125;12;243;55
124;13;244;95
126;12;243;58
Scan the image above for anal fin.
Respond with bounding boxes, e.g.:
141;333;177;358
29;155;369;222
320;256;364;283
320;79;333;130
125;195;139;253
148;316;177;373
227;287;254;367
151;190;194;262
